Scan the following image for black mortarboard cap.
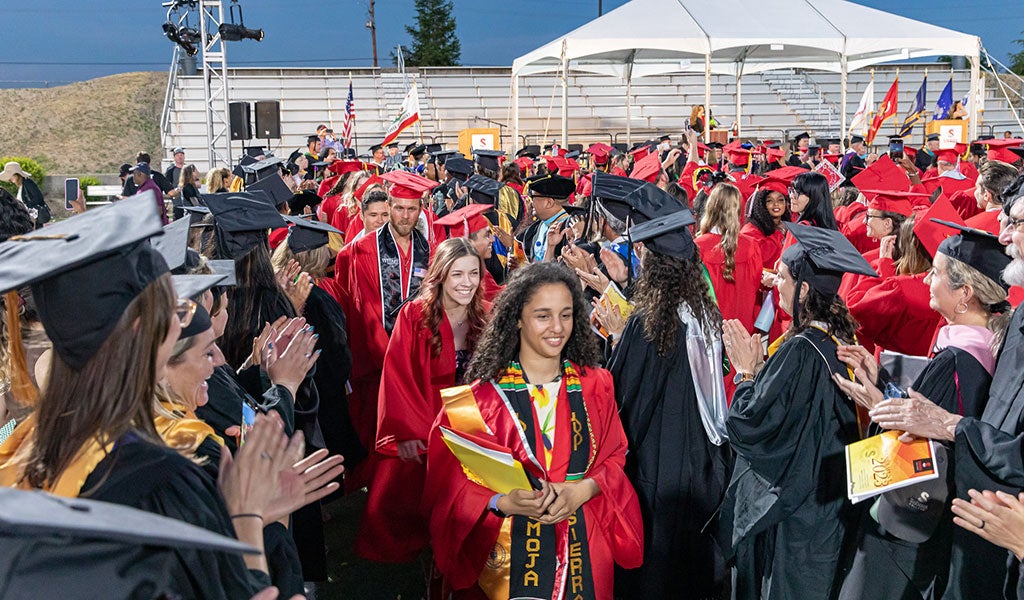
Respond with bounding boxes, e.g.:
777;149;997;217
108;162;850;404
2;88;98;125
876;444;948;544
430;149;458;165
0;487;256;599
241;155;284;178
181;204;211;225
625;208;697;260
927;133;940;142
171;273;227;302
287;190;322;215
246;174;292;209
205;192;288;260
781;222;877;296
589;171;679;222
793;132;810;142
851;135;865;144
564;150;580;159
464;174;504;206
425;143;443;155
444;156;474;181
369;144;383;153
0;193;167;370
526;174;575;200
208;259;238;287
284;215;343;253
404;142;418;154
473;148;505;173
410;145;427;158
151;217;191;272
932;219;1013;290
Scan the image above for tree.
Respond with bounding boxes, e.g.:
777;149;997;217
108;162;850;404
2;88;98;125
1010;36;1024;76
402;0;461;67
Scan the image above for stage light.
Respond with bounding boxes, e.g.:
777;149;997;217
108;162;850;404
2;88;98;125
163;21;198;56
219;22;263;42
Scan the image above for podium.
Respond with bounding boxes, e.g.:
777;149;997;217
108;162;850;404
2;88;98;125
458;128;500;158
926;120;968;146
707;130;729;145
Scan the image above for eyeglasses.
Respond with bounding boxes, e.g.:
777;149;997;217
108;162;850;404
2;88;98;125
863;213;884;222
175;298;197;328
1002;214;1024;232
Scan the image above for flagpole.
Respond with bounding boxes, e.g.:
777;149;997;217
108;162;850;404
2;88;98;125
894;68;899;136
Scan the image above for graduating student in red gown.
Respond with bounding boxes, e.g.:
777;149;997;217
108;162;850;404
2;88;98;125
358;238;490;562
435;203;505;303
965;160;1020;235
423;263;643;600
845;212;943;356
334;180;432;487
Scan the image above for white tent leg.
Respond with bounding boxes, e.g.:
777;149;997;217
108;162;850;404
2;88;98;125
512;74;519;154
969;46;980;141
561;39;569;149
626;75;632;148
704;53;711;136
841;56;848;142
735;71;742;138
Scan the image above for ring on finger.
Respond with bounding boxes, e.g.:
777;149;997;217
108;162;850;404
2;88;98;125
260;451;272;460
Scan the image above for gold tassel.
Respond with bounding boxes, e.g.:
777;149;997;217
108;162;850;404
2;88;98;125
5;290;38;406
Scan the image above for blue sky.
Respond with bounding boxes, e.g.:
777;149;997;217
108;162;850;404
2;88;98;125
1;0;1021;87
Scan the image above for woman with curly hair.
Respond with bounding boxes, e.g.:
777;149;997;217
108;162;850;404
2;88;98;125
607;209;732;599
358;237;489;562
721;223;877;600
423;262;643;599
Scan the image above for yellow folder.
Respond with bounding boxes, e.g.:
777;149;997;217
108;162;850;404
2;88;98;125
440;426;533;494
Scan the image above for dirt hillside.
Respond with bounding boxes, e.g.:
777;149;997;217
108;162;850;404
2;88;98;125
0;72;165;173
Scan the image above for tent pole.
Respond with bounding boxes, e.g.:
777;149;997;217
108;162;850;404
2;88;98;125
704;53;711;137
840;55;848;143
512;72;520;154
968;40;980;141
625;52;635;149
735;65;743;139
561;39;569;150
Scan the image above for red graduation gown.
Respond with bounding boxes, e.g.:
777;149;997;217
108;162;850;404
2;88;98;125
357;299;457;562
740;223;785;272
965;209;1001;235
845;257;942;357
334;228;420;488
424;366;644;598
481;270;503;304
695;232;762;332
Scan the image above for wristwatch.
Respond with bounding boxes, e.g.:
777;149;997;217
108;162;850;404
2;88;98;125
488;493;509;518
733;371;755;384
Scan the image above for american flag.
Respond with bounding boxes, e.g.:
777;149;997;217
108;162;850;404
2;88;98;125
341;78;355;150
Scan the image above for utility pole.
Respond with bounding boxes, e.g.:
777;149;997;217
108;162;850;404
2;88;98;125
367;0;378;67
598;0;603;15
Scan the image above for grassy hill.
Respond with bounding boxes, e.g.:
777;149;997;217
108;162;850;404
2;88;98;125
0;72;165;174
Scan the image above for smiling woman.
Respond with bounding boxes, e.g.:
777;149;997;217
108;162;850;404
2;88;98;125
424;262;643;599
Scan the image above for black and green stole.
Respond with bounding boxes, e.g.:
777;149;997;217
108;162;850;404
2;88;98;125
376;224;429;335
494;359;597;600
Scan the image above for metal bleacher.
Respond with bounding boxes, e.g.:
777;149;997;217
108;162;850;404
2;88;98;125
161;64;1022;172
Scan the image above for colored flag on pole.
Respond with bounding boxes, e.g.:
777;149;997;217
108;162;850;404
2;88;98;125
381;82;421;147
341;77;355;151
934;76;954;120
849;78;874;137
898;75;927;137
866;77;899;145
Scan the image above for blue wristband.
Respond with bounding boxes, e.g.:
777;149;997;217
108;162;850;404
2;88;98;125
488;493;508;518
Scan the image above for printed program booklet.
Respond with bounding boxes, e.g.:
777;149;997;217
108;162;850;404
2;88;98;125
846;430;940;503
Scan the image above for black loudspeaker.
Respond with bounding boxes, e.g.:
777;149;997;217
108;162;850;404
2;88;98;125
228;102;251;141
255;100;281;139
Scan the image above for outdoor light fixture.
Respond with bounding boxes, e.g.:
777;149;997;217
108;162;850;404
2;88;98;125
219;0;263;43
163;21;198;56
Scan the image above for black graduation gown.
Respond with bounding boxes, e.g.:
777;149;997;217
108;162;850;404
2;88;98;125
196;364;296;455
608;313;732;599
838;347;994;600
301;285;363;466
724;328;862;600
82;433;269;600
949;310;1024;600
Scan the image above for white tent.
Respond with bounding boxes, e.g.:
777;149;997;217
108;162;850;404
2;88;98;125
510;0;982;146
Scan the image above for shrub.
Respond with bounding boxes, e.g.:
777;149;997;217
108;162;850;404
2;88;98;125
78;176;103;202
0;157;46;195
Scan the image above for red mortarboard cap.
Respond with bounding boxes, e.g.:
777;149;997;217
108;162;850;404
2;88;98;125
913;194;964;257
732;174;763;201
433;203;492;238
936;144;968;164
381;170;436;200
576;173;593;197
588;143;613;165
862;190;929;217
514;156;534;172
354;174;385;202
903;146;918;161
268;225;289;251
559;158;580;178
851;154;910;192
823;153;842;165
630;151;662;183
327;160;366;176
920;172;977;196
762;145;786;162
986;138;1024;163
723;141;751;167
758;166;807;195
630;145;652;162
696;142;711;158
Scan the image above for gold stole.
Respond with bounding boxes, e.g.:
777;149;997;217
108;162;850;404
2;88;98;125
440;385;511;600
0;415;113;498
154;400;224;454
